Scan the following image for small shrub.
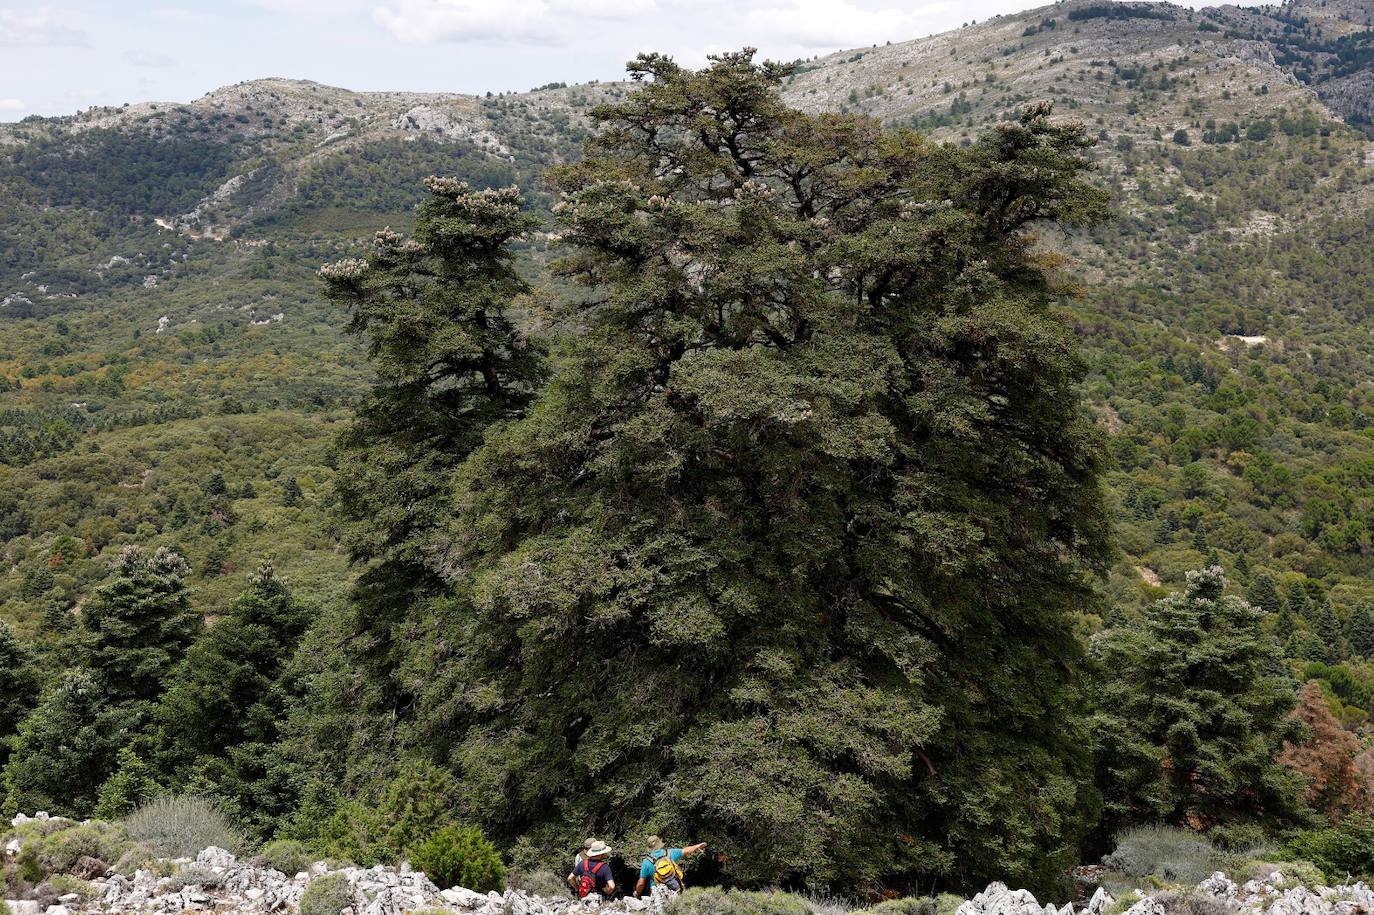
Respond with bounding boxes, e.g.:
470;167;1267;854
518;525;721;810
857;898;926;915
1104;825;1219;884
123;795;244;857
409;825;505;892
804;887;858;915
668;887;813;915
1287;815;1374;881
111;842;163;877
15;822;131;883
1150;892;1239;915
300;872;353;915
508;868;571;899
316;761;460;866
47;875;97;899
260;839;316;876
164;864;226;892
855;896;965;915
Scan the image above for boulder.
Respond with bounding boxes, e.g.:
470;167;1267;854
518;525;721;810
196;846;237;869
1199;871;1239;899
71;855;108;879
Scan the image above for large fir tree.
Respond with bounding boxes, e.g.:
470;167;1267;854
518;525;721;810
80;545;199;708
0;623;40;770
306;177;548;800
388;52;1112;892
1093;567;1303;835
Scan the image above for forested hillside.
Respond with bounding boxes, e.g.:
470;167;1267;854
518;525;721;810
5;0;1374;899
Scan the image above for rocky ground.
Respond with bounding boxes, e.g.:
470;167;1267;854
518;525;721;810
8;815;1374;915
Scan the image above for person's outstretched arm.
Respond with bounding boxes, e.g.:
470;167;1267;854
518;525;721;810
683;842;708;857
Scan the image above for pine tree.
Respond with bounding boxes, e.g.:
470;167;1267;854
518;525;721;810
319;177;546;569
394;53;1112;892
1234;552;1251;579
1094;567;1304;833
157;560;310;762
2;671;113;817
94;746;163;819
1307;601;1346;664
81;545;199;707
1349;602;1374;659
1248;573;1282;614
281;476;302;507
0;623;40;769
1278;680;1359;820
203;470;228;497
1287;580;1313;618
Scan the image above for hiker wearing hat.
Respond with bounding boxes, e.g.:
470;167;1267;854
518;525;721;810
633;836;706;898
570;837;597;874
570;840;617;900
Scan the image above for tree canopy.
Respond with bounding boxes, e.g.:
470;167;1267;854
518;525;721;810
354;50;1117;893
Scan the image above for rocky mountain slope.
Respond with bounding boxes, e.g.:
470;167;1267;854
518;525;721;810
2;0;1374;625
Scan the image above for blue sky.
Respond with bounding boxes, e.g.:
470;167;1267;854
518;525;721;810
1;0;1262;121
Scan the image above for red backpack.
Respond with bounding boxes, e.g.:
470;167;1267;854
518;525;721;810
576;860;605;899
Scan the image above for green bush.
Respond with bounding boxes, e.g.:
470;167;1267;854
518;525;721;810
123;795;244;857
110;842;163;877
48;875;98;899
15;821;131;883
300;872;353;915
408;825;505;892
1287;816;1374;881
315;761;459;866
1103;826;1220;884
260;839;316;876
508;868;571;899
855;895;966;915
667;887;813;915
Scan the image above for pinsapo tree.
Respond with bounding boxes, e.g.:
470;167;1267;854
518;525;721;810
391;50;1113;893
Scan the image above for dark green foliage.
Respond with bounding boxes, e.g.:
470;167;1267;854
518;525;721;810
1093;568;1304;834
1247;574;1282;615
94;747;163;820
3;671;114;816
320;175;546;569
1067;5;1175;22
1286;815;1374;881
1349;603;1374;659
156;560;310;761
398;53;1111;893
300;872;353;915
81;546;199;707
1305;602;1345;665
408;825;505;892
2;129;241;215
0;623;40;768
315;761;461;866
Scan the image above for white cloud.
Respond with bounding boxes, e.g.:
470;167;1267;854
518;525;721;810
0;98;25;111
0;7;88;47
745;0;949;49
125;49;176;68
373;0;653;44
244;0;371;12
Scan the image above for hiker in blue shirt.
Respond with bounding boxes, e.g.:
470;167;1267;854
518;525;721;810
633;835;707;897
